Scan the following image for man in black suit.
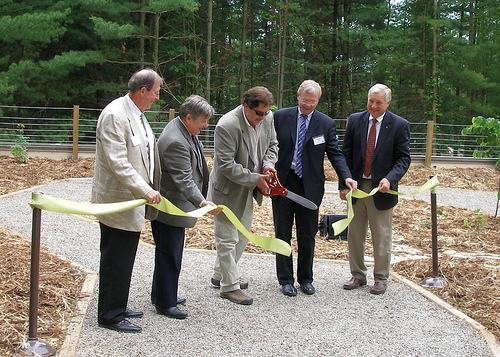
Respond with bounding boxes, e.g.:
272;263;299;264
273;80;357;297
340;83;411;295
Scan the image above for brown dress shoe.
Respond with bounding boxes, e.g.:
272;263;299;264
220;289;253;305
370;282;387;295
343;277;367;290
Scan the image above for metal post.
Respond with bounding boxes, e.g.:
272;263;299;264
21;204;56;356
421;177;448;288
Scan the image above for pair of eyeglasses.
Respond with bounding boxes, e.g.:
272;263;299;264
253;108;270;117
299;99;318;105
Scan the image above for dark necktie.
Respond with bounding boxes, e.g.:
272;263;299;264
296;114;307;178
193;135;209;196
192;136;203;172
363;118;377;177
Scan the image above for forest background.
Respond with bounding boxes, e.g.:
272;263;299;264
0;0;498;126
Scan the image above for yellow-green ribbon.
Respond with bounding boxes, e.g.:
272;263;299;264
29;193;292;256
332;176;440;236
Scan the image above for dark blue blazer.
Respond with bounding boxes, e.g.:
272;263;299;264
341;109;411;210
274;107;352;206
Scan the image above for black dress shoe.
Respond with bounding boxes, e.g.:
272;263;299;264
98;319;142;333
177;297;186;306
281;284;297;297
156;306;188;319
300;283;315;295
123;308;143;318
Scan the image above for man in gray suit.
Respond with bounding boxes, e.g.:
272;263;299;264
208;86;278;305
152;95;221;319
92;68;163;333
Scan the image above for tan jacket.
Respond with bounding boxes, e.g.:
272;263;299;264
208;105;278;218
92;95;160;232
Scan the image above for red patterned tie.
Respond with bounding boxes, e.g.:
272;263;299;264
363;118;377;177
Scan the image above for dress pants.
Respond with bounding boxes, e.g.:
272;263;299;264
151;220;185;308
98;222;140;324
212;190;252;293
347;179;393;282
273;171;318;285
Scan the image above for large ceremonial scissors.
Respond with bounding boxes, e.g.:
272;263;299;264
258;174;318;210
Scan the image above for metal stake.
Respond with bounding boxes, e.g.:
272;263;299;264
21;204;56;356
421;178;448;288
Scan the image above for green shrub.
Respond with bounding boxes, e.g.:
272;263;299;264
461;116;500;167
10;124;30;163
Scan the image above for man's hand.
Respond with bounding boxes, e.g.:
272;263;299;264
257;174;271;194
201;200;222;216
378;178;391;193
257;166;275;194
144;190;162;204
339;188;350;201
262;165;277;176
345;178;358;191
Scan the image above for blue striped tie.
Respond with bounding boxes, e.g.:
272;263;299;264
296;114;307;178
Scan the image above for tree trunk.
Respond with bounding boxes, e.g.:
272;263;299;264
139;0;146;68
340;0;350;118
278;0;289;109
239;0;248;99
432;0;439;123
206;0;213;102
153;13;160;71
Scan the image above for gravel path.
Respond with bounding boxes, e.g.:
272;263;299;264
0;179;497;357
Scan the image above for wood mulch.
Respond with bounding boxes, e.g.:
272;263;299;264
0;155;498;355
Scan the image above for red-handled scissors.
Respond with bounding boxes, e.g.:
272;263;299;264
258;174;318;210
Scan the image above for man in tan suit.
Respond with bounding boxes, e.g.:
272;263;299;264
208;86;278;305
92;68;162;333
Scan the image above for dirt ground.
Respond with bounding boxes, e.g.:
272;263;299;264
0;155;498;355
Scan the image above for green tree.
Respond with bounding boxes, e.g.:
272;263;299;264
461;116;500;166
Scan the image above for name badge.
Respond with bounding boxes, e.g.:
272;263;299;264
313;135;325;145
131;135;141;147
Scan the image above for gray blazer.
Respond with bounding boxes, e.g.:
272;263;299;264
155;117;209;228
91;95;160;232
208;105;278;218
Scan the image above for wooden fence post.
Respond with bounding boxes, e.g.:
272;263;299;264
425;120;434;167
72;105;79;160
169;108;175;121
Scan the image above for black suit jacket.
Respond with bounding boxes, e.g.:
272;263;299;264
274;107;352;206
340;109;411;210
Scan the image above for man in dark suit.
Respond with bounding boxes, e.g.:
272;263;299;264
340;83;411;295
273;80;357;297
92;68;163;333
152;95;221;319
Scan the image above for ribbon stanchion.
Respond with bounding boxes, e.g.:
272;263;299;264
332;176;440;236
30;193;291;257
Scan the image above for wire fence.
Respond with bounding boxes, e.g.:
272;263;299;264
0;104;492;158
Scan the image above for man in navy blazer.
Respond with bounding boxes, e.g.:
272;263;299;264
273;80;357;297
340;83;410;295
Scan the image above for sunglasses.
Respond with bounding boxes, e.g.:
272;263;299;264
253;108;270;117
